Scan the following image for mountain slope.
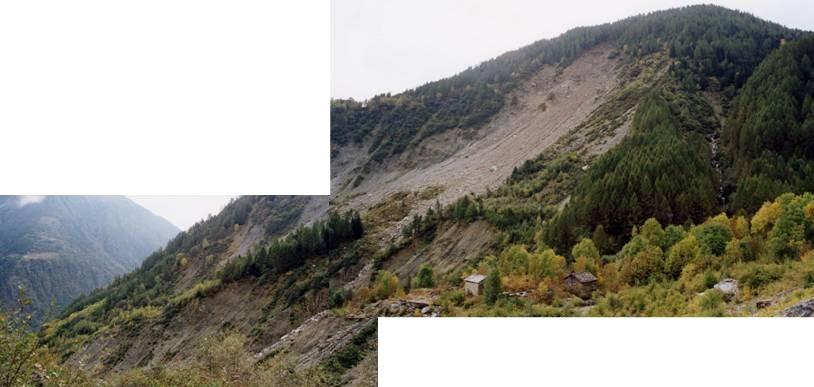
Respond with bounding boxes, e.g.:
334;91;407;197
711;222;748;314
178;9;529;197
723;36;814;212
330;4;802;231
0;196;179;323
39;5;813;386
331;5;798;173
42;196;319;371
332;42;626;216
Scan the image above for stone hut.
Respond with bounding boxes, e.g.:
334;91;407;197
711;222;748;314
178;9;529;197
464;274;486;296
564;271;598;299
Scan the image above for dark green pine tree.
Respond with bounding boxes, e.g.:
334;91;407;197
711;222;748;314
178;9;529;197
484;268;502;306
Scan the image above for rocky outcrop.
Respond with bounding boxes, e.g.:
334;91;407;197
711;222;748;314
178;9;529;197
386;299;441;317
780;298;814;317
713;279;739;301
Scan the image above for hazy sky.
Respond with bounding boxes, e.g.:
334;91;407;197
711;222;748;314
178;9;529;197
128;196;235;231
332;0;814;100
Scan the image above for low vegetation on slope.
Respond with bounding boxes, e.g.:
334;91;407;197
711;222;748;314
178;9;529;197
1;305;88;386
2;306;327;386
10;192;814;385
364;192;814;318
41;197;309;358
33;195;370;385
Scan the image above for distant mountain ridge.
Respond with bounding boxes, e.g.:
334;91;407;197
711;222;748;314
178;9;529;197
0;196;179;323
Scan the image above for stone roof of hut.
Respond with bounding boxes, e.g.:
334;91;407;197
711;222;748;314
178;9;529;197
567;271;597;283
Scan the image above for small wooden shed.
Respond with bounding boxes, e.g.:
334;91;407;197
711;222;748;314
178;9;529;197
564;271;598;299
464;274;486;296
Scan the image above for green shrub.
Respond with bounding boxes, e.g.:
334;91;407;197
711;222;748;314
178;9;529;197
414;264;435;288
439;290;465;309
698;290;725;316
73;319;98;336
693;223;733;256
328;288;349;309
373;271;401;300
484;268;502;306
737;264;783;290
703;270;718;289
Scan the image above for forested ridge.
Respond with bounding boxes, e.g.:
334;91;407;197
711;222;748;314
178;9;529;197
331;5;800;173
543;80;721;252
545;33;814;252
723;36;814;213
532;10;809;252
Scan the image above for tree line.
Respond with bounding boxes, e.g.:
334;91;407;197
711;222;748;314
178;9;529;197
723;36;814;213
544;83;720;253
220;211;364;283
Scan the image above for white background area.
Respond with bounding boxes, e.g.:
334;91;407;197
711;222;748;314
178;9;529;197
380;317;813;386
0;1;328;195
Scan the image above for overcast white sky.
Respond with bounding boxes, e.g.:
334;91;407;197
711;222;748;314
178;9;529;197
332;0;814;100
128;196;234;231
